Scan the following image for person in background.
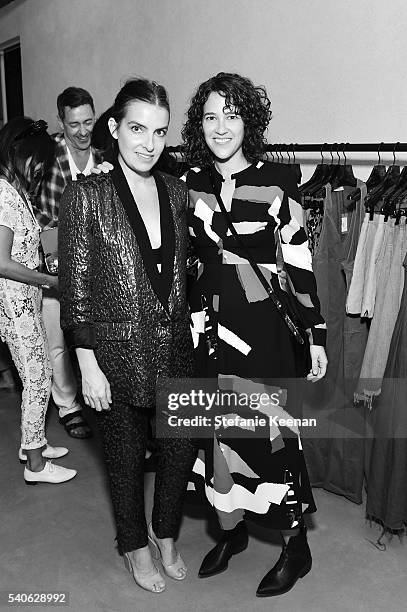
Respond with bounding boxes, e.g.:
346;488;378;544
0;340;16;390
0;116;76;484
182;72;327;598
59;78;196;594
35;86;101;439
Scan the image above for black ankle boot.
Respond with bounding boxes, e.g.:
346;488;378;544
256;525;312;597
198;521;248;578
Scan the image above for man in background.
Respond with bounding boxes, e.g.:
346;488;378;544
36;86;101;438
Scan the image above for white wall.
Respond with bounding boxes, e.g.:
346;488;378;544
1;0;407;178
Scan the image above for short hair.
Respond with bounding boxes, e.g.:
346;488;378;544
0;116;55;194
181;72;272;167
57;86;95;120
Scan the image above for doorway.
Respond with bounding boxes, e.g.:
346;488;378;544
0;38;23;126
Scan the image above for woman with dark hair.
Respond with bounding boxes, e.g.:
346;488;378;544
91;105;180;176
182;72;327;597
0;117;76;484
59;78;196;594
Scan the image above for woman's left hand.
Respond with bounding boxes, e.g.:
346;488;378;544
306;345;328;382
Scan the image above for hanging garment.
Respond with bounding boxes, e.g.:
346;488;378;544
346;213;381;315
366;251;407;535
303;180;369;503
341;182;367;294
355;220;407;403
341;181;369;398
304;196;324;256
359;215;386;317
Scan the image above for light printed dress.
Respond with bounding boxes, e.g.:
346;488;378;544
0;179;51;449
184;161;326;530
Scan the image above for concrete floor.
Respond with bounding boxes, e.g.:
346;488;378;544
1;390;407;612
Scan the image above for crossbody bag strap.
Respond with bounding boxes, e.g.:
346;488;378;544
209;169;304;345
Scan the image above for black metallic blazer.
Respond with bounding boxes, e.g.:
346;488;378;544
59;164;193;408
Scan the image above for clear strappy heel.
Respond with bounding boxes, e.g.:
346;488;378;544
123;550;166;593
148;523;187;581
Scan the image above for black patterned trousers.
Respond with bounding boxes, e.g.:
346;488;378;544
96;402;196;553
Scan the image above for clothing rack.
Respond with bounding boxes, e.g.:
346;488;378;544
167;142;407;154
266;142;407;153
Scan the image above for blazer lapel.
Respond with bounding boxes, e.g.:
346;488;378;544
110;163;175;313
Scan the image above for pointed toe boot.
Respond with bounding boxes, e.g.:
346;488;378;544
198;521;248;578
256;526;312;597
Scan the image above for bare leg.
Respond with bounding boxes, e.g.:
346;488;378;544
281;527;300;545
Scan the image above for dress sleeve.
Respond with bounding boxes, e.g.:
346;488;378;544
276;169;327;347
0;182;18;232
59;180;97;349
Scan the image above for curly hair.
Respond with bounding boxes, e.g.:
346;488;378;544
181;72;272;167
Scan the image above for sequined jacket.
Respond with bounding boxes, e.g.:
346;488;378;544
59;164;194;408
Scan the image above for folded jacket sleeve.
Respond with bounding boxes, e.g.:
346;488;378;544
276;169;327;347
59;180;97;349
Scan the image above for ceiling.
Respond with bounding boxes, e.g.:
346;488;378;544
0;0;16;8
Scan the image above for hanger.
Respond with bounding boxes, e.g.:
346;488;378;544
307;144;339;197
281;143;302;184
373;142;402;211
383;147;407;212
279;144;284;164
364;142;400;216
366;142;387;191
329;143;357;190
290;143;302;184
300;144;332;196
347;146;386;202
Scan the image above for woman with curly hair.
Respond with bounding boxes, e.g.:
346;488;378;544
182;72;327;597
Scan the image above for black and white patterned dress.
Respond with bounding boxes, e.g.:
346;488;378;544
184;161;326;529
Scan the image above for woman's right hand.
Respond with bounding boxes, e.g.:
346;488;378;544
90;161;113;175
46;275;59;290
81;363;112;411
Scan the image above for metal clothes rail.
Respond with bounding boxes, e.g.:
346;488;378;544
167;142;407;155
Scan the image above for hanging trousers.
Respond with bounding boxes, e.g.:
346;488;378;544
96;401;197;554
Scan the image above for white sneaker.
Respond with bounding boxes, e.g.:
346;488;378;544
19;444;69;464
24;461;77;485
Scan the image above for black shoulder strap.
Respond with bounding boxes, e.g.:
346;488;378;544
208;168;304;345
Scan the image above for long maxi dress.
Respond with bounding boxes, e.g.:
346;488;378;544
184;161;327;530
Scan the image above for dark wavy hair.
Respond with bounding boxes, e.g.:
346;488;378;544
0;117;55;196
182;72;272;167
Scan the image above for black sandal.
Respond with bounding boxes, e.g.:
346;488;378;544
59;410;93;439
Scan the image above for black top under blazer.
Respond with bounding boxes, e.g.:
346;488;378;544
58;164;194;408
